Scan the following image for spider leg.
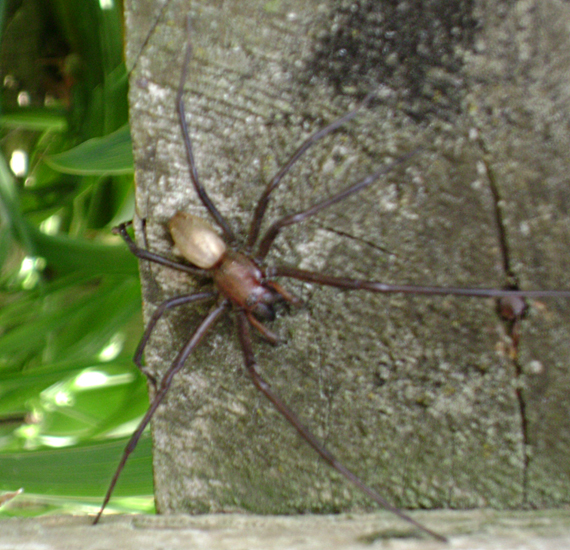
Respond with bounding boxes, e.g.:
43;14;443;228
177;16;236;244
93;300;229;525
134;291;217;386
113;223;207;276
255;150;418;260
246;95;375;251
235;310;447;542
269;265;570;299
265;280;302;306
245;311;280;344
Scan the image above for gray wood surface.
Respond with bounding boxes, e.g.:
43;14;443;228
123;0;570;523
4;511;570;549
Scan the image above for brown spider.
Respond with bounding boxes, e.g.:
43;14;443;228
94;17;570;542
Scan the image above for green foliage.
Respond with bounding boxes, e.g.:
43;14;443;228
0;0;153;516
47;124;134;175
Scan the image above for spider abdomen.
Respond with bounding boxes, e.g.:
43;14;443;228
169;211;227;269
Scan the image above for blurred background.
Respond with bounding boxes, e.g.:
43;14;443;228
0;0;154;517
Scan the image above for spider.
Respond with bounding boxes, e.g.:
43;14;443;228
94;15;570;542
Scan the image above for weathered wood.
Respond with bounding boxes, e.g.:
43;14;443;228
4;510;570;549
123;0;570;517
